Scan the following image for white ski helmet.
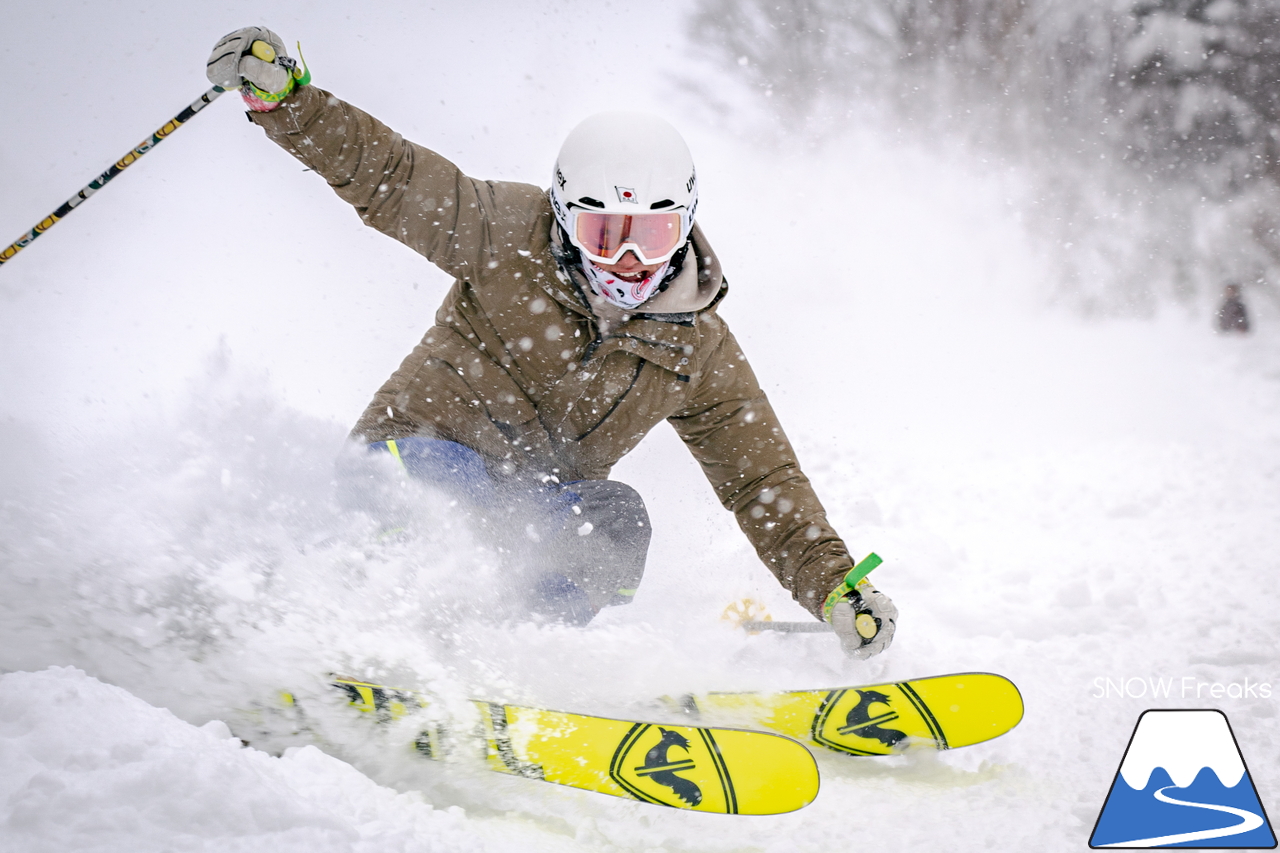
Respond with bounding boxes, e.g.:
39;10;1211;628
551;111;698;266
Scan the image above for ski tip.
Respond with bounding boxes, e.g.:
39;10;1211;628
609;725;820;815
902;672;1024;748
715;727;821;815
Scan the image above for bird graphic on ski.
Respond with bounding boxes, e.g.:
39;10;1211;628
631;729;702;806
823;688;910;752
608;724;739;811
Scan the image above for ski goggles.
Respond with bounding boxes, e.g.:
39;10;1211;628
569;209;687;265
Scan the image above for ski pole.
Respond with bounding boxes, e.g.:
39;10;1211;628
741;621;834;633
0;85;228;268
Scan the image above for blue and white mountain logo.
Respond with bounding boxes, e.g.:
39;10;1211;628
1090;710;1276;848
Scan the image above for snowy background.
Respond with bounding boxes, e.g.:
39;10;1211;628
3;1;1279;850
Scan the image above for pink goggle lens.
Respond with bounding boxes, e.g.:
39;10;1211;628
574;211;683;263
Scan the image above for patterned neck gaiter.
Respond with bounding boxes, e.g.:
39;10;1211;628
581;259;672;310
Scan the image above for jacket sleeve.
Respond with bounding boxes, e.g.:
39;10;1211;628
247;85;546;279
667;324;854;619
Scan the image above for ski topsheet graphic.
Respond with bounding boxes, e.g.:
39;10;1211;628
1090;710;1276;848
327;678;819;815
674;672;1022;756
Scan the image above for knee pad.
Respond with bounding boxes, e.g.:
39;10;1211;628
552;479;651;608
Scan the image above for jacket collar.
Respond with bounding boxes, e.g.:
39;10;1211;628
538;198;728;375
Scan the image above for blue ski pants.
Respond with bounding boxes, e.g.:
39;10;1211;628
361;437;651;625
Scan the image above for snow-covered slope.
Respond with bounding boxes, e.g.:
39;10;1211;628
3;2;1279;851
0;667;487;853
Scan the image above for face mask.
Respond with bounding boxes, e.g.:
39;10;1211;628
582;259;671;310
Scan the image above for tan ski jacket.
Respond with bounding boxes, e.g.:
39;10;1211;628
249;85;855;618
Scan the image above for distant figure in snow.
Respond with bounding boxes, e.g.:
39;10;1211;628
204;27;896;658
1216;283;1250;334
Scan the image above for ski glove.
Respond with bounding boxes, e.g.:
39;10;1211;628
829;579;897;660
206;27;307;111
823;555;897;660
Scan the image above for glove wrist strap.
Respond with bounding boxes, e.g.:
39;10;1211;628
243;76;294;104
239;42;310;112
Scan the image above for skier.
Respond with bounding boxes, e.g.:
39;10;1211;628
205;27;896;658
1216;283;1250;334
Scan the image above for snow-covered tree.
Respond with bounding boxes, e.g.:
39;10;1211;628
687;0;1280;313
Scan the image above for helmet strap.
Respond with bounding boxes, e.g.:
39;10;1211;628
551;221;582;269
657;242;690;294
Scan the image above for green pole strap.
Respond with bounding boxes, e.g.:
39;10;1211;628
842;552;883;590
822;552;883;622
0;84;228;268
292;41;312;87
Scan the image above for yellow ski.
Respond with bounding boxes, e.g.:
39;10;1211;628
674;672;1022;757
331;678;819;815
